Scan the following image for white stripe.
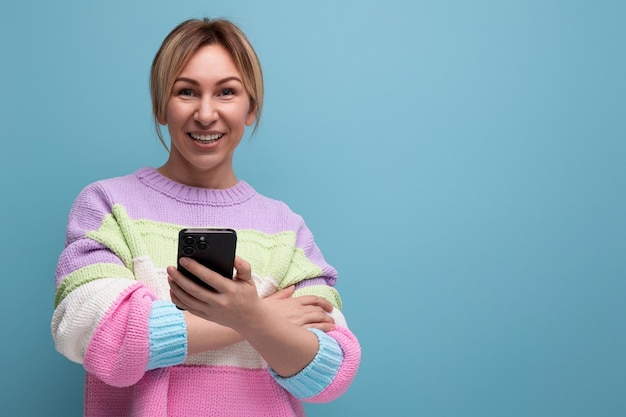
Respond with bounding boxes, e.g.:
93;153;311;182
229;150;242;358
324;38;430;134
329;307;348;327
51;278;136;364
185;341;269;368
133;255;170;300
253;272;279;298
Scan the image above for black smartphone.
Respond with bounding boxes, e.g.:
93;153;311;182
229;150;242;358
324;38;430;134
177;228;237;290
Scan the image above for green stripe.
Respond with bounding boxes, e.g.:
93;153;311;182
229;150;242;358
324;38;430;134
55;263;134;307
86;204;181;269
131;219;180;267
294;285;343;310
77;206;327;298
86;208;133;269
236;229;324;288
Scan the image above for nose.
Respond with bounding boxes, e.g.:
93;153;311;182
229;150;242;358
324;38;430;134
194;97;218;126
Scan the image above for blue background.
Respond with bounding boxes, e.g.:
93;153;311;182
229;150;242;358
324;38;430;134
1;1;624;416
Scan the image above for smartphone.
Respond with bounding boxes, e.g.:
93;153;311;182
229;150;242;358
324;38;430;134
177;228;237;290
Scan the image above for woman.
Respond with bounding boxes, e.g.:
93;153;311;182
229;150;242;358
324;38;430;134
51;17;360;417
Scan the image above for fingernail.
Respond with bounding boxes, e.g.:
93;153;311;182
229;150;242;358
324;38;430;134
179;257;189;266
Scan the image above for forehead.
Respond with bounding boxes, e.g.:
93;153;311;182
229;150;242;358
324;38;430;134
177;43;241;81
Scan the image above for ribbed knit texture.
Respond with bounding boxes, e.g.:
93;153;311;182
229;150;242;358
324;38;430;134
51;167;361;416
271;328;343;398
147;300;187;370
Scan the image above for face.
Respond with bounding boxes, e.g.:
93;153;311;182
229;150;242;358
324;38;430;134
159;44;255;189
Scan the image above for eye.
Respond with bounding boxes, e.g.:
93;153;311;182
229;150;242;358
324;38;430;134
177;88;196;97
219;88;235;97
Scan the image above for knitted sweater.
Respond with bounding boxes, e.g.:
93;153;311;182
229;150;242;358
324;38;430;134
51;167;360;417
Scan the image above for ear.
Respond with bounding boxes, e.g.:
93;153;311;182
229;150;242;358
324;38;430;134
245;104;256;126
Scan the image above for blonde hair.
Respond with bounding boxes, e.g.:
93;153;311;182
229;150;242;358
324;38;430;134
150;18;264;149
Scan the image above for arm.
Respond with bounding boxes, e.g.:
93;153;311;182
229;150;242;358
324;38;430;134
168;257;360;400
269;217;361;402
184;284;336;355
51;182;225;387
51;184;187;386
168;209;361;400
169;257;320;376
182;311;242;354
52;238;186;387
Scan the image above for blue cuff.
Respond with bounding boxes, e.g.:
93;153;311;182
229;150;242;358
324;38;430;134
147;300;188;370
270;328;343;399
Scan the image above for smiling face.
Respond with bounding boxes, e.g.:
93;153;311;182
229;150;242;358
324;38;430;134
158;43;256;189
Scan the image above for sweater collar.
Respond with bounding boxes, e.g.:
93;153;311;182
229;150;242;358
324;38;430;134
135;167;256;206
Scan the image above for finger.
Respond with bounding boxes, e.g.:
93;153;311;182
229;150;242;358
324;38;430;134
167;265;227;313
317;299;334;313
168;265;208;296
290;310;335;329
266;286;296;299
302;311;335;325
295;295;334;312
169;277;217;317
168;270;199;302
169;288;183;308
170;290;207;318
177;258;231;293
304;322;336;332
232;256;252;283
169;281;201;311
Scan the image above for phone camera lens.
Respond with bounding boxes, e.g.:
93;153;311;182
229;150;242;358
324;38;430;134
197;241;209;251
182;246;194;256
183;236;195;245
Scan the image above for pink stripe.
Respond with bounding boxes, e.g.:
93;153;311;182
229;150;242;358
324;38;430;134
85;366;306;417
83;283;154;387
306;326;362;403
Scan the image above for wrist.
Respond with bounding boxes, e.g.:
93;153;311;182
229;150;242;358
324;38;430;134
232;301;275;337
184;311;244;354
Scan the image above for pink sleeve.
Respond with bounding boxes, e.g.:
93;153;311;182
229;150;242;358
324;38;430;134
83;283;154;387
305;325;361;403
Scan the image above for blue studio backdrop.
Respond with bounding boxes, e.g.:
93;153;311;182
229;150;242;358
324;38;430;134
1;1;624;416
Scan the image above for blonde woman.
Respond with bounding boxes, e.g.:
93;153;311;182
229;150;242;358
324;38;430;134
52;18;360;417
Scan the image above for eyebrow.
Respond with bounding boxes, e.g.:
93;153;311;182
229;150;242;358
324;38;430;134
174;76;243;85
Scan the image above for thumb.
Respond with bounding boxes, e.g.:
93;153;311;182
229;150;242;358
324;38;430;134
233;256;252;283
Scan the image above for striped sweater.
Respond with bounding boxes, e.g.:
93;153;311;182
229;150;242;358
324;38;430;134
51;167;360;417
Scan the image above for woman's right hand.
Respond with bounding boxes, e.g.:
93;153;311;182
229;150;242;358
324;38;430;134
263;286;336;332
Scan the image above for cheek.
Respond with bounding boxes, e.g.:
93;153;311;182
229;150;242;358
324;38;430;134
224;107;253;129
160;99;177;125
164;106;185;129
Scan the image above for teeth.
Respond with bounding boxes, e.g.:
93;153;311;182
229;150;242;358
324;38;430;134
190;133;223;142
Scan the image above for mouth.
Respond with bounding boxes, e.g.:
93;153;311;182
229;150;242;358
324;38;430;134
188;133;224;145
